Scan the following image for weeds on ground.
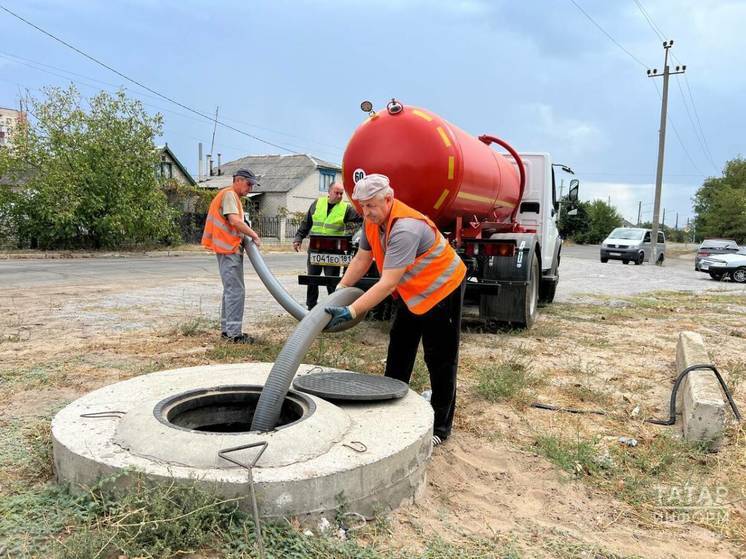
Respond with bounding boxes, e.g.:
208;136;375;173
533;431;715;508
2;470;534;559
474;350;541;405
0;417;54;492
170;315;217;337
540;530;643;559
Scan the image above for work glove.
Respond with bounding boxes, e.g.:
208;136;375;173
325;306;356;329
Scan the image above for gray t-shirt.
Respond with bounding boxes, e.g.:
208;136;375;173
360;218;436;269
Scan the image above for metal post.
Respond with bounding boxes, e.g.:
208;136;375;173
198;142;203;181
647;40;686;266
637;201;642;226
662;208;666;227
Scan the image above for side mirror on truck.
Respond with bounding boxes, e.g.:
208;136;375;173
568;179;579;203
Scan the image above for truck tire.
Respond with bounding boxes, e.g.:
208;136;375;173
539;250;560;305
600;256;608;263
635;252;644;265
519;253;540;328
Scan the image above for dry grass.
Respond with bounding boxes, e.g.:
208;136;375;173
1;290;746;556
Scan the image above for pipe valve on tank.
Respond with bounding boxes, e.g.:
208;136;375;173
386;99;403;115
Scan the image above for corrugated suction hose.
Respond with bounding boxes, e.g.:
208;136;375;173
244;239;307;321
243;238;365;431
250;287;365;431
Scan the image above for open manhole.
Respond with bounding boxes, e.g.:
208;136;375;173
154;385;315;433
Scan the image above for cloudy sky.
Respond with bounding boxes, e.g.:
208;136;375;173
1;0;743;224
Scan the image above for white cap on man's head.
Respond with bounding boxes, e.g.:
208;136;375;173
352;173;391;201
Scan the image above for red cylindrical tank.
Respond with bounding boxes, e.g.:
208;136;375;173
342;101;522;229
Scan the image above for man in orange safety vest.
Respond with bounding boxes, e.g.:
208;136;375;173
202;168;262;343
326;174;466;446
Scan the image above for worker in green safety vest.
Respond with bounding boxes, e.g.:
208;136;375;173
293;182;361;309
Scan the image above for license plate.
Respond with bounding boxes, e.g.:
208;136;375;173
609;252;621;256
700;263;709;270
309;253;352;266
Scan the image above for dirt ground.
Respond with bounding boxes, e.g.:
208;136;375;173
1;258;745;558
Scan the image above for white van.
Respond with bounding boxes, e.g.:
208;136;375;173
600;228;666;265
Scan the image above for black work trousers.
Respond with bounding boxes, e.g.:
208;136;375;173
384;281;465;440
306;261;341;309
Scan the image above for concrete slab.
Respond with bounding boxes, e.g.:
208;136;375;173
675;331;727;448
52;363;433;520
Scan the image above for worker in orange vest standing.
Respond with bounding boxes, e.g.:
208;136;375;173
326;174;466;446
202;168;261;343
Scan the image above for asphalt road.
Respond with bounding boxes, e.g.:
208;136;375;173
0;245;742;300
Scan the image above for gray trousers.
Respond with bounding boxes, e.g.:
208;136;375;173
217;251;245;337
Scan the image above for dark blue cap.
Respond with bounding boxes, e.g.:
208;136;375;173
233;168;259;185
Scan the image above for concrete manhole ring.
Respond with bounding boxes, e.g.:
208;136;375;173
52;363;434;520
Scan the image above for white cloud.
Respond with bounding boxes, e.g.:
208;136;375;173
519;103;607;157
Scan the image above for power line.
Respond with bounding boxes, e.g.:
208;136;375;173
674;77;718;171
650;78;702;176
0;50;344;161
0;3;301;154
631;0;666;42
629;0;718;173
566;0;650;68
681;73;718;171
0;48;345;154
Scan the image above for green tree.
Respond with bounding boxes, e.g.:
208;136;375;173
575;200;623;244
693;157;746;243
0;86;178;249
558;196;590;239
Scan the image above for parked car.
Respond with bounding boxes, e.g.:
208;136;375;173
695;239;740;271
600;228;666;265
698;252;746;283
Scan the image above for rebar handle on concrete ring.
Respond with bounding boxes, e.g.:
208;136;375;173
646;363;742;426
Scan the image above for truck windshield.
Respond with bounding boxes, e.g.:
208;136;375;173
608;228;644;240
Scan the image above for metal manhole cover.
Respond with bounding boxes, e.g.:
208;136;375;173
292;372;409;401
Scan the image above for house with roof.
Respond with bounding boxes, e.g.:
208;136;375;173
156;144;196;186
198;154;342;215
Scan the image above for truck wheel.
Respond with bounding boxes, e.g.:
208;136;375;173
600;257;608;263
657;254;665;265
539;251;560;305
732;267;746;284
635;252;644;265
519;253;540;328
539;280;557;305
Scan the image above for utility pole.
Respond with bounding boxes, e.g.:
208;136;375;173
662;208;666;227
647;40;685;265
637;201;642;226
675;212;679;230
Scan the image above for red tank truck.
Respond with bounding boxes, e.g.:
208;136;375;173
298;99;579;327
